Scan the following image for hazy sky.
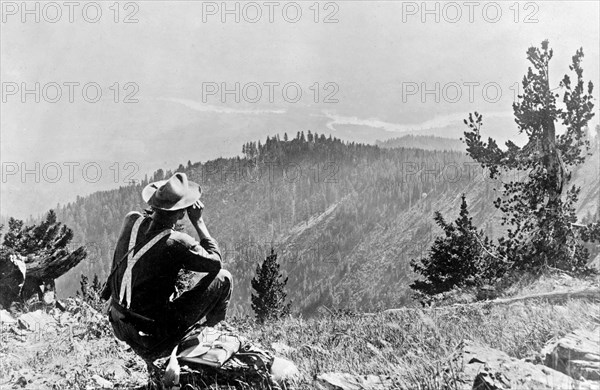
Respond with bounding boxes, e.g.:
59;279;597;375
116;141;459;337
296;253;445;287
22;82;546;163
1;1;599;218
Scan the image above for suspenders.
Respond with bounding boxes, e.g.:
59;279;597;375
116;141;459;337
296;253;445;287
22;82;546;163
118;217;171;309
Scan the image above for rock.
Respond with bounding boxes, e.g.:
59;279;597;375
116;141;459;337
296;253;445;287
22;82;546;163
271;356;300;384
457;341;597;390
16;376;29;387
542;327;600;381
0;309;16;324
91;374;114;389
316;372;394;390
589;253;600;269
17;310;56;331
42;290;55;305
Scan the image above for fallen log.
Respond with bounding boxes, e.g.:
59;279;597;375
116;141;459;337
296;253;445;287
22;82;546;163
380;288;600;316
25;247;87;282
482;288;600;306
21;247;87;300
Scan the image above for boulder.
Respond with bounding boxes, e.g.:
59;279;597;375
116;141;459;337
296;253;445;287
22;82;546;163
589;253;600;269
456;341;598;390
542;327;600;381
271;356;301;384
91;374;114;389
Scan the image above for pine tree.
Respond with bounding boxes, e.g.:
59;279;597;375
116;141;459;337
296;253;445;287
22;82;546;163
462;40;597;272
78;274;89;298
410;195;496;296
77;273;103;309
251;248;291;323
92;274;102;292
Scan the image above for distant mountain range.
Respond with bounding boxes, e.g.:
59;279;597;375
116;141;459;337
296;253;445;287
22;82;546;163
0;112;528;221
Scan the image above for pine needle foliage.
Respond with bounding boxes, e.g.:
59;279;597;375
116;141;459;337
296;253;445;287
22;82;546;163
410;194;498;296
462;40;599;273
251;248;291;323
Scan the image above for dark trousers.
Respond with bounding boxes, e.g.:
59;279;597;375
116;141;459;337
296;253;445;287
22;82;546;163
110;269;232;361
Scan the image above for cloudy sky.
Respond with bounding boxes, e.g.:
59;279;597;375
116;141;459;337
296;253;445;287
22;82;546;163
1;1;599;218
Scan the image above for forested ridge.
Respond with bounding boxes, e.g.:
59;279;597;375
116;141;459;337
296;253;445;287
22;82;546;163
50;133;599;316
376;134;466;152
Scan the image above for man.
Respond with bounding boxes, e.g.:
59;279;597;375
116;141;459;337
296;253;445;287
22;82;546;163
101;172;232;362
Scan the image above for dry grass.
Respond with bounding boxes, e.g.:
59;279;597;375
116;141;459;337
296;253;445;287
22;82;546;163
1;275;599;389
235;297;599;389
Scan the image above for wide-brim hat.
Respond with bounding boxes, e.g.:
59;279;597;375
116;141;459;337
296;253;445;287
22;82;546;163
142;172;201;211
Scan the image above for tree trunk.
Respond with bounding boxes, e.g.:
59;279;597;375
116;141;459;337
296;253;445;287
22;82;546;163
0;253;26;307
543;119;565;205
0;247;86;306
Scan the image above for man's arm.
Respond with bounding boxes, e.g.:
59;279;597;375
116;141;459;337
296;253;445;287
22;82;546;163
191;217;212;241
187;199;214;243
175;200;222;272
172;229;222;272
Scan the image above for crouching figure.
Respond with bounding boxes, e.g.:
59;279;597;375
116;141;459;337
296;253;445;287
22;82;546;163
101;172;232;362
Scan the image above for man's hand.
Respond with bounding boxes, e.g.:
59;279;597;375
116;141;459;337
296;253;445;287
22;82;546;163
186;199;205;223
188;199;211;240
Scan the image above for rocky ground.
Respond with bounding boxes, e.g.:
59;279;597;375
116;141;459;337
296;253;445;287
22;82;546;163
0;273;599;389
0;299;148;389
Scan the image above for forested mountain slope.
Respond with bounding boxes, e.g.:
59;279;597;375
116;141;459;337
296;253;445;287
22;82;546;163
53;133;600;316
376;135;467;152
